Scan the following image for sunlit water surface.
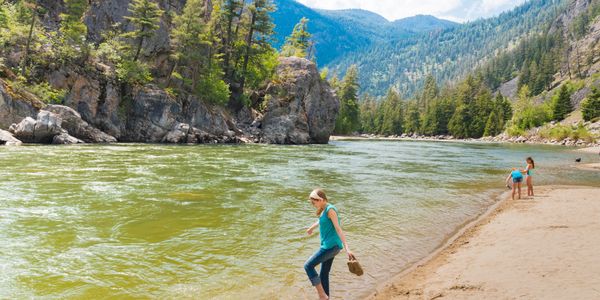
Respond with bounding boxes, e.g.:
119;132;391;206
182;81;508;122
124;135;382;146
0;141;598;299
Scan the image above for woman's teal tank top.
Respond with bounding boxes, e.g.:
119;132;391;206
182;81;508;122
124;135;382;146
319;204;344;250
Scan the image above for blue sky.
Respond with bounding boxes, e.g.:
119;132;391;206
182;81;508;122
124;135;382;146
295;0;528;22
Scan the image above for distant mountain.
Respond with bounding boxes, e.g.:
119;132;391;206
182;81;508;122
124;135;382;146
271;0;458;66
326;0;568;97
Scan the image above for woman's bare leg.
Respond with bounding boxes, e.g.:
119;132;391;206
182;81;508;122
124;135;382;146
315;283;328;300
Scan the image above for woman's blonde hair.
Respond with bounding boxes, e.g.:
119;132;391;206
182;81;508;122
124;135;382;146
311;188;328;216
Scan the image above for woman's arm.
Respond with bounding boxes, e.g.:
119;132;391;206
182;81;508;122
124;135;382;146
505;173;512;184
306;220;319;235
328;209;353;258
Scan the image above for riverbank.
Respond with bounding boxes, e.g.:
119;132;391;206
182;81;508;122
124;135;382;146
367;186;600;300
331;134;600;148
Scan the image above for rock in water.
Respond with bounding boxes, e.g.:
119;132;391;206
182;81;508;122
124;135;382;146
44;105;116;143
0;129;22;146
261;57;339;144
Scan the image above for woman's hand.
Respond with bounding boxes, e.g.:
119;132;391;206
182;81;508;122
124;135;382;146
306;227;314;235
346;250;354;260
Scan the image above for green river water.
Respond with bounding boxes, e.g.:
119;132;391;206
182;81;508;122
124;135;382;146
0;141;598;299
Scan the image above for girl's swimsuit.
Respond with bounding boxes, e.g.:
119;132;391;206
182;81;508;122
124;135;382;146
527;168;534;177
512;170;523;183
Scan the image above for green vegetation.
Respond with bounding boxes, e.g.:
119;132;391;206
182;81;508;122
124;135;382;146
58;0;89;62
582;87;600;121
330;0;567;97
539;123;596;143
334;65;360;134
551;84;574;121
0;0;283;108
281;17;313;59
352;73;513;138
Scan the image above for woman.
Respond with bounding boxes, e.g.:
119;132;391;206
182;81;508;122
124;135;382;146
304;189;353;300
524;157;535;197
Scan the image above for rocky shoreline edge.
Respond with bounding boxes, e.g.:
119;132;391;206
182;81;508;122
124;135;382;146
331;131;600;149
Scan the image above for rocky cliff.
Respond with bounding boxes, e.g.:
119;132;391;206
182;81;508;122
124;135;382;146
0;57;338;145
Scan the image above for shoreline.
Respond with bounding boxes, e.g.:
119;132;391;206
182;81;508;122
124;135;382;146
330;135;599;148
365;185;600;299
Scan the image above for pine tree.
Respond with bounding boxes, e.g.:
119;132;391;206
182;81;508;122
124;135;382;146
218;0;244;82
379;88;403;135
122;0;163;62
335;65;361;134
483;111;501;136
59;0;88;61
238;0;275;99
552;84;573;121
419;74;438;111
581;87;600;121
20;0;39;76
171;0;229;103
404;101;421;135
281;17;313;59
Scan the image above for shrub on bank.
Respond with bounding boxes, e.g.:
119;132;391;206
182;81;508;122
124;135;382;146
539;123;596;143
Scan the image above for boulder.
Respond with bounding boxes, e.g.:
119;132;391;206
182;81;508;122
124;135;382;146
52;133;84;144
10;117;37;143
0;129;22;146
261;57;339;144
44;105;117;143
10;111;83;144
162;122;190;143
33;110;65;143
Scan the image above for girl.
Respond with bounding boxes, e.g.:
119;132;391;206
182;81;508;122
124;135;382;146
505;168;523;200
524;157;535;197
304;189;353;300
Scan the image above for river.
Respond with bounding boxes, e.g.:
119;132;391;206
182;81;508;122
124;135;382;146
0;141;598;299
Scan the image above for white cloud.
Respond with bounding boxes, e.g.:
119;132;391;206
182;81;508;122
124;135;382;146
295;0;527;22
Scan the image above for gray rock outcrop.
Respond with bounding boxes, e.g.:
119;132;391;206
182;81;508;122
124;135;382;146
10;111;83;144
44;105;117;143
0;80;41;129
261;57;339;144
0;129;22;146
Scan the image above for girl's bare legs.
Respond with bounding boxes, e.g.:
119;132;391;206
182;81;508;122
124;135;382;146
517;182;522;199
527;176;534;196
512;183;516;200
315;284;328;300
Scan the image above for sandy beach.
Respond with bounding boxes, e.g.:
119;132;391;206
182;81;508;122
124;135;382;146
367;186;600;300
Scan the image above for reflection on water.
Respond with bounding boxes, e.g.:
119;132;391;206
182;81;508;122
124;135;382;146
0;141;598;299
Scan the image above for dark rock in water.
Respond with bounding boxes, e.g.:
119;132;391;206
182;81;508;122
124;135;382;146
44;105;117;143
52;132;84;144
575;158;581;162
261;57;339;144
0;129;22;146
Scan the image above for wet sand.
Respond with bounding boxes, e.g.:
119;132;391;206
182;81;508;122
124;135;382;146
367;186;600;300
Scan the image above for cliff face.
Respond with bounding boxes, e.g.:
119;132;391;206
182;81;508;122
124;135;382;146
0;80;43;129
260;57;339;144
0;57;338;145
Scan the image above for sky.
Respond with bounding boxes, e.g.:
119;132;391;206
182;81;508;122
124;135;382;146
295;0;528;23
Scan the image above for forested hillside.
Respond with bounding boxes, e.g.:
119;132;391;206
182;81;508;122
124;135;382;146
328;0;568;97
331;0;600;144
271;0;457;65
